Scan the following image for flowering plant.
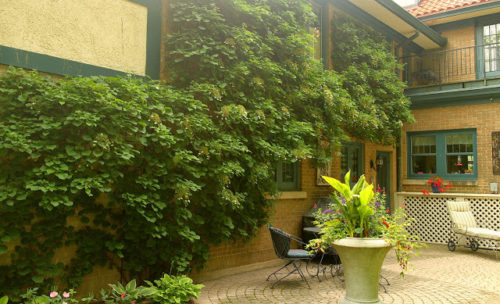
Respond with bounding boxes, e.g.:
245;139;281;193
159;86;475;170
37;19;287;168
101;280;155;304
308;171;425;276
20;288;93;304
425;176;452;193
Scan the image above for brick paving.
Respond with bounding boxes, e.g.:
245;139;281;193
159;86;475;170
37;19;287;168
197;245;500;304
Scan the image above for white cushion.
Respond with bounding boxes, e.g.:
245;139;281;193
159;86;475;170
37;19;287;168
467;228;500;241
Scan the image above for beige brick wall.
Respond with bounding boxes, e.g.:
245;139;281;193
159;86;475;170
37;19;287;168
417;26;477;85
402;103;500;194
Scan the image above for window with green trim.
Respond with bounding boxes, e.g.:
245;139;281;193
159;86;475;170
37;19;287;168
340;142;364;185
310;3;322;61
476;20;500;77
408;129;477;180
276;161;300;191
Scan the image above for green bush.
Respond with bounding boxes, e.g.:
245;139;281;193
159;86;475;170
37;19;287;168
147;274;203;304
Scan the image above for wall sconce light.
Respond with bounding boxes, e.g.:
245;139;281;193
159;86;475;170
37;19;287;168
376;157;384;167
490;182;498;194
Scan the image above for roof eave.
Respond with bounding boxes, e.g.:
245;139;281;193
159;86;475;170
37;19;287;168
375;0;447;47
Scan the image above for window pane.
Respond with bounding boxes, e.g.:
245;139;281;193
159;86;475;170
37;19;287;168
447;155;474;174
350;148;359;183
310;5;321;61
412;156;436;174
282;162;295;182
412;136;436;154
341;146;348;177
446;134;473;153
483;23;500;72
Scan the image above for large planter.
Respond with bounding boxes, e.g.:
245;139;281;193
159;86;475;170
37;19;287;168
333;238;391;304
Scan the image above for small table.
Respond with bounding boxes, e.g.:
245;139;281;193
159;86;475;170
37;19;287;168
303;227;341;282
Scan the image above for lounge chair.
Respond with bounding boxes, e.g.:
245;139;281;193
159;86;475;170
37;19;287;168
446;200;500;252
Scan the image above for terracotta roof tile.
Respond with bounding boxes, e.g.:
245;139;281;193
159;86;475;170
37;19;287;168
406;0;500;18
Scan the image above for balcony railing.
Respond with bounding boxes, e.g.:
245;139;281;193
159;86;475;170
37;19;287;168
400;43;500;88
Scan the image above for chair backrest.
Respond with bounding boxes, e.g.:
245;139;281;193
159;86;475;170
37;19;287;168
447;200;477;230
268;226;291;259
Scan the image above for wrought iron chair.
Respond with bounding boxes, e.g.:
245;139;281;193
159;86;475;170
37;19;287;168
267;225;314;289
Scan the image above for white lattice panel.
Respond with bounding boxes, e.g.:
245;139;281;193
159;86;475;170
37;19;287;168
403;195;500;249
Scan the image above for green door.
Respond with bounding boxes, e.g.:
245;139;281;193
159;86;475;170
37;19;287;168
376;151;390;210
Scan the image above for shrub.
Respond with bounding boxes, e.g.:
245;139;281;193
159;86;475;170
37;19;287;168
147;274;203;304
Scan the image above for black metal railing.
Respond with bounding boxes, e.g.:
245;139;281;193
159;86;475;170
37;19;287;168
400;43;500;88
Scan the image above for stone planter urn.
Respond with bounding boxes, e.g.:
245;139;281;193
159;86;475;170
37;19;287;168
333;238;391;304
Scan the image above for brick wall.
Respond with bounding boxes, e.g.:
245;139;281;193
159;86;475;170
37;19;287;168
402;103;500;193
195;142;397;280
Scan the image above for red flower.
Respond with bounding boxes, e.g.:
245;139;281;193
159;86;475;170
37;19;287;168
421;189;430;195
121;294;125;299
313;204;317;209
402;202;406;209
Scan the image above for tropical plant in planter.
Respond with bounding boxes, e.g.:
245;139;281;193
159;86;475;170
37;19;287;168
308;172;424;304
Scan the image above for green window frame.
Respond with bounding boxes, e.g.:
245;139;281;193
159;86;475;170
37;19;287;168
277;161;300;191
407;129;477;180
311;1;328;67
340;142;364;185
475;19;500;78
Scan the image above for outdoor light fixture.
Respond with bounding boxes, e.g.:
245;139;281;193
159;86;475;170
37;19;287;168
376;157;384;167
490;182;498;194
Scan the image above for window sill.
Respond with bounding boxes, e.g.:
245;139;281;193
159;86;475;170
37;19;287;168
403;179;478;186
265;191;307;200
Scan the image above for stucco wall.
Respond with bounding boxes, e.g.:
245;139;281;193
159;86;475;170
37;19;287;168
0;0;148;75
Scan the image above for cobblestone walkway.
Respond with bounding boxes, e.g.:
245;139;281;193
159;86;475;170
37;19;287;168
198;245;500;304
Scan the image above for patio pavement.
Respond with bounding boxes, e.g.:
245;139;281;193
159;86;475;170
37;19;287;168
197;244;500;304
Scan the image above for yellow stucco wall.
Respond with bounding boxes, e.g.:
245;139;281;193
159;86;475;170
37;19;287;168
0;0;148;75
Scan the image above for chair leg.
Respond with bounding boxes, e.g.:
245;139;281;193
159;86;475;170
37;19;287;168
267;261;293;282
268;260;311;289
380;274;390;285
292;261;311;289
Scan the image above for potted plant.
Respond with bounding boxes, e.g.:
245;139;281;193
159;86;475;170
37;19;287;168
426;176;452;193
309;172;424;304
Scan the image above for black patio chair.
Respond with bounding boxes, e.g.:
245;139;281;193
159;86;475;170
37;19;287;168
266;225;314;289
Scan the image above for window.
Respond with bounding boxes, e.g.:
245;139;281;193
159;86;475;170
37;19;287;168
340;142;364;185
310;3;322;61
276;161;300;191
476;21;500;77
408;130;477;180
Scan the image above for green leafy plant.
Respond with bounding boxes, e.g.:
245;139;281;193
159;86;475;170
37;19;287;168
309;172;425;276
146;274;203;304
101;280;155;304
19;288;92;304
0;296;8;304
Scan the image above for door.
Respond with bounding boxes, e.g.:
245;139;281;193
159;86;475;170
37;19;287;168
376;151;390;210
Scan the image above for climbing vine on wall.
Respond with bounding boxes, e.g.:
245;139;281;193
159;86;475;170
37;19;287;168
0;0;413;298
330;14;414;143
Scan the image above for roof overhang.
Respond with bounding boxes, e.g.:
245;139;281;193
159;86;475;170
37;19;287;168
330;0;447;51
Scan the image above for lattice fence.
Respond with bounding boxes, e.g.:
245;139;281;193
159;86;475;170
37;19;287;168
401;194;500;249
